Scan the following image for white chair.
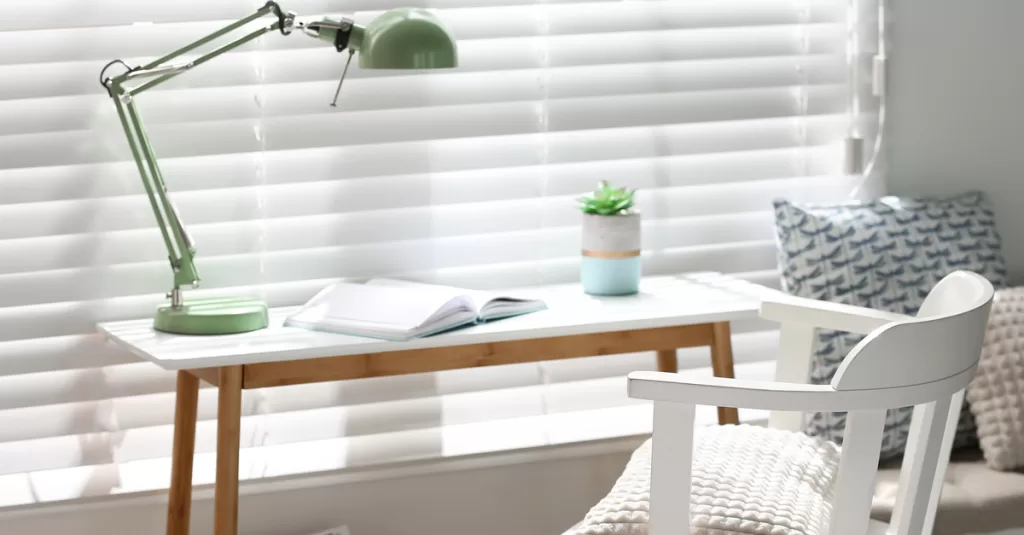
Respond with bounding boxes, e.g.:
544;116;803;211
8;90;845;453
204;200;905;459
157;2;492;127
624;271;994;535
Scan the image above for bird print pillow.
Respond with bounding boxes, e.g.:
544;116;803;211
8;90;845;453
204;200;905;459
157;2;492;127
773;191;1008;460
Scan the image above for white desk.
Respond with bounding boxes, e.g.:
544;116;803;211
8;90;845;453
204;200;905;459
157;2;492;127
100;272;765;535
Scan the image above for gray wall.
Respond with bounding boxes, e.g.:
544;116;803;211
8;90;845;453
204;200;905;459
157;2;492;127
887;0;1024;280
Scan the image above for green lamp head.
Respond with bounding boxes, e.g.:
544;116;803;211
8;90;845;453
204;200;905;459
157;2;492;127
355;8;458;69
306;8;457;70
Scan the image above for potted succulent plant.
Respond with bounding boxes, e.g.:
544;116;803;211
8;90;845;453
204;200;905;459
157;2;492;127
577;181;641;295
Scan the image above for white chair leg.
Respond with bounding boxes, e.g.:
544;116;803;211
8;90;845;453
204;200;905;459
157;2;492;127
649;401;695;535
829;410;886;535
922;390;963;535
887;393;955;535
768;323;815;431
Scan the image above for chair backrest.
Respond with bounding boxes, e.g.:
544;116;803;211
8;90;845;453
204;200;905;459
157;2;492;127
638;272;994;535
770;271;994;535
832;271;994;391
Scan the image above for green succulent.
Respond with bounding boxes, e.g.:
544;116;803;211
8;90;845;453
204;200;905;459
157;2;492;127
577;181;636;215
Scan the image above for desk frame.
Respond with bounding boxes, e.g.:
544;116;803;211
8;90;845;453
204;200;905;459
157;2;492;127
165;321;739;535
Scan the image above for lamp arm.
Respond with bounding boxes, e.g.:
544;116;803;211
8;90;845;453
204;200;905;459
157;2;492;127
100;2;299;302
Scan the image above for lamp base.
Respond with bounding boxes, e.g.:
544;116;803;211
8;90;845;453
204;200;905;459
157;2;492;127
154;296;269;335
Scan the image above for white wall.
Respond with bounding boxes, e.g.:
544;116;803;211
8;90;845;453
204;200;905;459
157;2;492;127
2;448;633;535
888;6;1024;530
887;0;1024;281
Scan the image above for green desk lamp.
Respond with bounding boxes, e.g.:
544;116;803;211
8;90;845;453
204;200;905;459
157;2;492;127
100;1;457;335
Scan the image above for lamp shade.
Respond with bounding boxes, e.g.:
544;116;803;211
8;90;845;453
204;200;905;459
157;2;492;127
358;8;457;69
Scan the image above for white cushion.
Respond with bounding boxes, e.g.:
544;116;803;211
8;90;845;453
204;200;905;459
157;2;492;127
966;287;1024;470
569;425;841;535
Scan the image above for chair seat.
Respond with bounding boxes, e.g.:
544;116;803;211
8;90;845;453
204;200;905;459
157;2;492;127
872;450;1024;535
570;425;844;535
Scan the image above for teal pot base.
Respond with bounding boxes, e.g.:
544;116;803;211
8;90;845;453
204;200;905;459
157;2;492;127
581;257;641;296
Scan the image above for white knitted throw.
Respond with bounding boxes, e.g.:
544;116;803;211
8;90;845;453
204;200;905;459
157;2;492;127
571;425;841;535
966;287;1024;471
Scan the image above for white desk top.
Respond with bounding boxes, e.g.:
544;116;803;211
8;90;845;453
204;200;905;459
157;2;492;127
99;273;771;371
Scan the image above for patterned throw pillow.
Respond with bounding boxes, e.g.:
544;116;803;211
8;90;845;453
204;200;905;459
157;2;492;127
773;191;1008;460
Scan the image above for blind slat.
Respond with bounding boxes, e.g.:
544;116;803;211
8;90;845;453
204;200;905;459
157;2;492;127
0;115;848;207
0;85;849;171
0;359;545;438
4;0;842;32
3;332;783;474
1;27;846;100
0;240;780;341
2;212;780;307
2;141;842;233
1;0;845;54
2;171;839;277
0;56;848;137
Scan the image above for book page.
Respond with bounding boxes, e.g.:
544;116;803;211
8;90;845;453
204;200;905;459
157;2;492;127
477;296;547;320
366;279;486;312
367;279;545;320
290;282;463;330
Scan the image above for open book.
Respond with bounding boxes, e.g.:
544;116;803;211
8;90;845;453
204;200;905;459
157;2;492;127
284;279;547;341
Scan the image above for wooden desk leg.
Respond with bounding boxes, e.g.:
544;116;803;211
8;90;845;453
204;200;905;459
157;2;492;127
168;371;200;535
709;322;740;425
656;349;678;373
214;366;243;535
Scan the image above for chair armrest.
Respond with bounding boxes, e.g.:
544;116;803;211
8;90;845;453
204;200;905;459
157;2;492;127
759;295;912;334
627;368;974;412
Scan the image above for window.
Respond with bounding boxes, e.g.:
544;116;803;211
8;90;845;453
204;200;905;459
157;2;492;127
0;0;878;507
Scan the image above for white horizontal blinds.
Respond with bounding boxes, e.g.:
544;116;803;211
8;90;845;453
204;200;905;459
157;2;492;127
0;0;866;505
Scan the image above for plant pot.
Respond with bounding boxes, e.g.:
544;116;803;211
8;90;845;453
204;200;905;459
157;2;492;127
581;212;641;295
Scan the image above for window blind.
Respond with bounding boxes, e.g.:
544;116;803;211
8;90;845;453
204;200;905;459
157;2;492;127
0;0;878;507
